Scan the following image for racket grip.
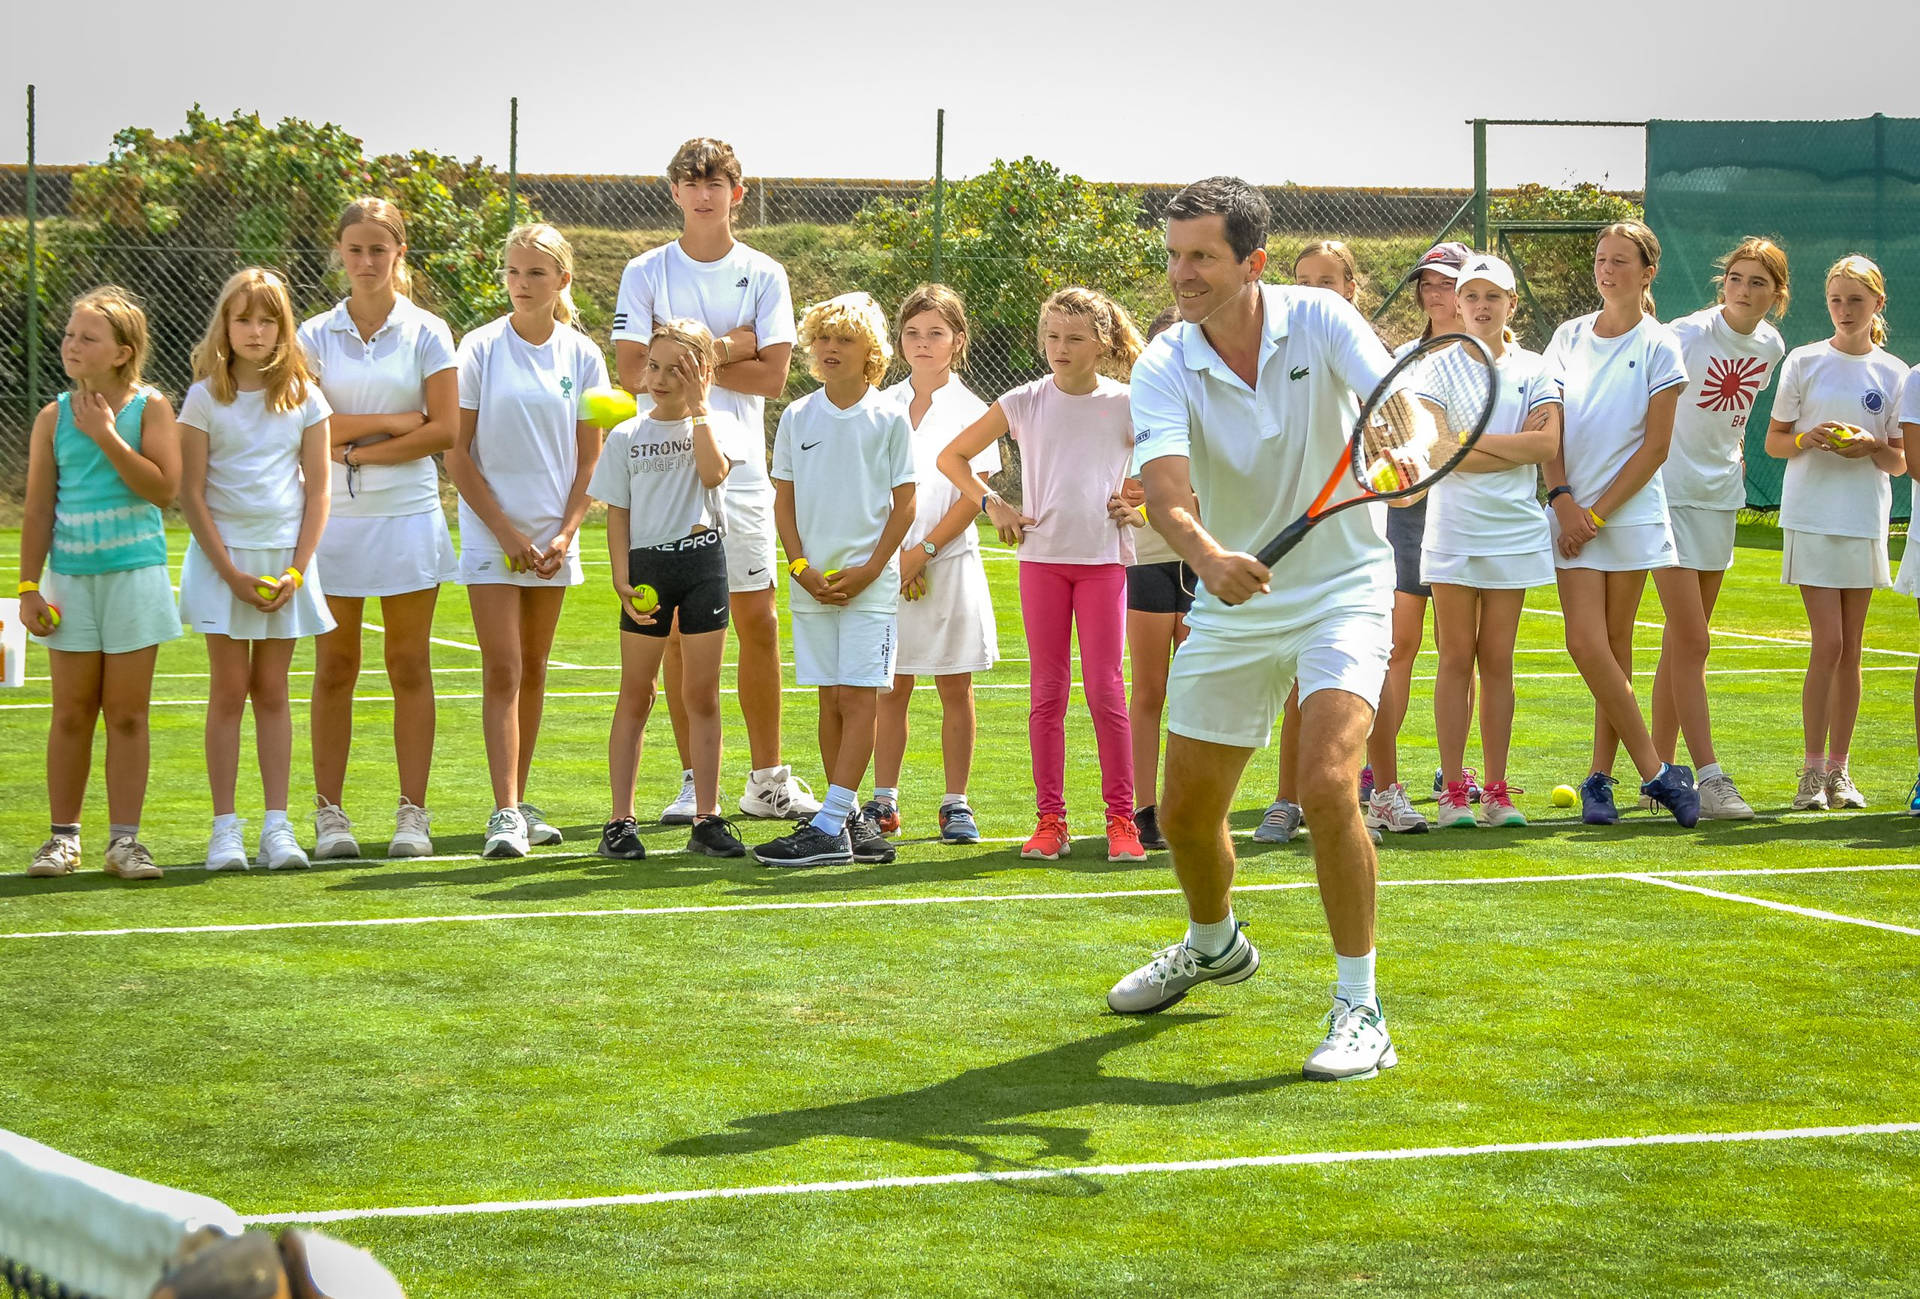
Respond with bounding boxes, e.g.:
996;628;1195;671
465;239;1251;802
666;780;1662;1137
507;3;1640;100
1255;516;1313;569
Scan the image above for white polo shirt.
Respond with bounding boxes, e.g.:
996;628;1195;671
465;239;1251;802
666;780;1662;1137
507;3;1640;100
179;380;332;549
297;296;458;518
1543;312;1688;525
772;386;915;616
1130;283;1395;634
1772;340;1906;540
1664;307;1785;511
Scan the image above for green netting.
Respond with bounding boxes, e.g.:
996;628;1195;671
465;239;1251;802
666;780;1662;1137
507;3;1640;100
1645;116;1920;518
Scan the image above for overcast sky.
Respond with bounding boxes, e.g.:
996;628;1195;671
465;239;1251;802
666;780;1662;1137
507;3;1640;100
8;0;1917;188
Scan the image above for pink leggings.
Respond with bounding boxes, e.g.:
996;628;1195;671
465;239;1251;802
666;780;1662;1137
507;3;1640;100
1019;560;1133;819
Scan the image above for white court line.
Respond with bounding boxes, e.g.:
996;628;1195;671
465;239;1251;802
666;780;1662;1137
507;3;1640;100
238;1120;1920;1224
360;620;585;671
1520;604;1919;660
1628;873;1920;937
8;862;1918;943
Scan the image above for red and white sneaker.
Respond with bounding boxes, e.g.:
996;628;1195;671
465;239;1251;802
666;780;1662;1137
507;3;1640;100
1479;780;1527;827
1106;813;1147;862
1021;814;1072;861
861;798;901;836
1437;777;1477;829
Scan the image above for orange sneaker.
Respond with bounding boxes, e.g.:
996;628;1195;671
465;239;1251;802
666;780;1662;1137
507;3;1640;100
1020;813;1071;860
1106;813;1147;862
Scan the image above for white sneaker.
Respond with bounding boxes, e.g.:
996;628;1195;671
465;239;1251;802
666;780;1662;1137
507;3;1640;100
660;770;698;825
1826;766;1867;810
205;819;249;872
313;796;359;859
739;764;822;819
1792;765;1828;811
1107;927;1260;1014
1365;784;1429;834
484;806;529;859
258;820;309;870
519;802;563;846
1252;799;1303;844
1697;773;1754;821
390;797;433;856
1303;991;1398;1082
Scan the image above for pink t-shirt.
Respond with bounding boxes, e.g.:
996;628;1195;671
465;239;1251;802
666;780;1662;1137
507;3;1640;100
999;374;1137;566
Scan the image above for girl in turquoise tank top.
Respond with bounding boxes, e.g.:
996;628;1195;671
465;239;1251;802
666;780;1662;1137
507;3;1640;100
18;287;181;880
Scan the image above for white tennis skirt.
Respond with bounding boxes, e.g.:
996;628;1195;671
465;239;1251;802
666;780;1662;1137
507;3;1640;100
458;530;584;588
1550;517;1675;573
895;556;998;676
1893;547;1920;597
1421;548;1554;591
316;510;457;598
1668;506;1737;573
179;542;336;640
1780;530;1890;590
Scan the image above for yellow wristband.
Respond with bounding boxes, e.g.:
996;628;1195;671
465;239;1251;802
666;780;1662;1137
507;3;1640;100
282;568;303;589
1794;431;1808;449
17;580;39;595
788;557;810;577
1586;509;1606;529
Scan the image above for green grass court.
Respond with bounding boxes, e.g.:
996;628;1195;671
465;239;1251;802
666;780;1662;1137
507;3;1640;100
3;521;1918;1297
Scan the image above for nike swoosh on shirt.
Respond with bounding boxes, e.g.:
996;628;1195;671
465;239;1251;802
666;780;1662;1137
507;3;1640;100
800;441;822;451
746;567;767;577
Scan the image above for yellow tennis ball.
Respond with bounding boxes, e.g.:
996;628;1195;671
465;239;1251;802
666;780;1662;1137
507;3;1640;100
631;584;659;613
1370;460;1400;493
1830;424;1858;446
823;569;842;581
255;577;279;600
45;605;61;628
1551;784;1576;808
581;386;638;430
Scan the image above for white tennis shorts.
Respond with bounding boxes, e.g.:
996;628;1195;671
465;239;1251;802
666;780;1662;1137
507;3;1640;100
1167;608;1391;750
790;608;898;688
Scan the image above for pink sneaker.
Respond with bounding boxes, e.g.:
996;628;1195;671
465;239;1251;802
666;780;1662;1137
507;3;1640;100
1437;777;1477;828
1480;780;1527;827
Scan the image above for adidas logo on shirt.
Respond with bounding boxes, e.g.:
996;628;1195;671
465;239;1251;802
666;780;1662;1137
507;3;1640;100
736;276;750;289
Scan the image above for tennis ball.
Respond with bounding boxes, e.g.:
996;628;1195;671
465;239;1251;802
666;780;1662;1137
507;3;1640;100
1829;424;1858;446
1551;784;1577;808
581;386;638;429
1369;460;1400;493
631;584;660;614
823;569;843;582
45;605;60;628
255;576;280;601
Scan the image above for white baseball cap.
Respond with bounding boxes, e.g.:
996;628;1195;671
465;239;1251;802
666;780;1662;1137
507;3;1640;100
1455;254;1516;293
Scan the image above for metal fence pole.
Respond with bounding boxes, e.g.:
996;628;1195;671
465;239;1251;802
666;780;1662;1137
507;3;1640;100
1472;117;1488;252
507;97;519;228
25;84;41;419
931;108;946;283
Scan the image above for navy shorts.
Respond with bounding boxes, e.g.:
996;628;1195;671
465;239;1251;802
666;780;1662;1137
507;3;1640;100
1386;497;1430;599
1126;560;1197;615
621;529;730;638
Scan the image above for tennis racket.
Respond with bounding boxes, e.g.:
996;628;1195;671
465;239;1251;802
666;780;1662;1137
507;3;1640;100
1253;331;1497;568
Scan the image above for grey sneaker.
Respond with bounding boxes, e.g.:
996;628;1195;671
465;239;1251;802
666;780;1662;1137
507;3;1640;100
103;836;162;880
29;835;81;877
1107;926;1260;1014
484;807;529;859
1365;784;1429;834
1303;992;1398;1082
1253;799;1304;844
389;797;433;856
1697;773;1754;821
312;796;359;859
1825;767;1866;810
519;803;563;846
1792;765;1828;811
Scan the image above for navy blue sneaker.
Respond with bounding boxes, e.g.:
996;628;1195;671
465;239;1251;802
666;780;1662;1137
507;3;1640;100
1580;772;1619;825
1640;763;1700;828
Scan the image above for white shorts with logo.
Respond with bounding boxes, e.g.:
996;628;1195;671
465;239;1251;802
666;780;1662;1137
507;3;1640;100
791;608;898;688
1167;608;1392;750
725;501;779;593
1668;505;1737;572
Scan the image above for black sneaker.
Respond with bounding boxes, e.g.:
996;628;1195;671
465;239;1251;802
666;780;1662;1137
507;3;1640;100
849;811;896;864
688;814;746;858
1640;763;1700;828
597;816;646;860
752;822;852;868
1133;805;1169;851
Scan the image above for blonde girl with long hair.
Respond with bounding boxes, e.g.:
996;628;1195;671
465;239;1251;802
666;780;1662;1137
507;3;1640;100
447;223;609;857
176;268;335;871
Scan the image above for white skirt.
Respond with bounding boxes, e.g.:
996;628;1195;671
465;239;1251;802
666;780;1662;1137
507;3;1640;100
1421;548;1554;591
179;542;337;640
1669;506;1737;573
458;529;584;588
1550;517;1676;572
316;510;457;598
1781;529;1889;589
895;555;998;676
1893;546;1920;597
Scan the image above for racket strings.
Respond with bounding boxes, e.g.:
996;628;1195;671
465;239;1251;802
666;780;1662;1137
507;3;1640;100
1355;340;1495;495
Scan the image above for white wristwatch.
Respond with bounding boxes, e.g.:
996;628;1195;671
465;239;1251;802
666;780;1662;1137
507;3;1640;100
920;540;938;557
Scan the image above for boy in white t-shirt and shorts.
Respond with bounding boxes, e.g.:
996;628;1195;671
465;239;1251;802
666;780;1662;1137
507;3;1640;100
611;137;820;824
754;294;916;868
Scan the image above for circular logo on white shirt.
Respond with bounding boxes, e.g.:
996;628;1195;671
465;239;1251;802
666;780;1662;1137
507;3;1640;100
1862;389;1886;414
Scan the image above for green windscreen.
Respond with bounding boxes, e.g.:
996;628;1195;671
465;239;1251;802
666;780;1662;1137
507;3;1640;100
1645;116;1920;518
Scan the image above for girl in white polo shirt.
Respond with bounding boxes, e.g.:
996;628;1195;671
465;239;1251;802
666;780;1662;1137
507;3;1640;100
1765;254;1906;812
1543;221;1698;828
1420;255;1560;830
298;198;460;861
176;268;335;873
447;224;608;859
1651;237;1789;821
870;284;999;845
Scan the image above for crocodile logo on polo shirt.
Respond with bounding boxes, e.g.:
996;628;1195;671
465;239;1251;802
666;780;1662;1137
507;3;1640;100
1290;366;1310;381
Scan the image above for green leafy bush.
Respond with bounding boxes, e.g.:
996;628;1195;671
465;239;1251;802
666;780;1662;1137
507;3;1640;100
1490;183;1644;348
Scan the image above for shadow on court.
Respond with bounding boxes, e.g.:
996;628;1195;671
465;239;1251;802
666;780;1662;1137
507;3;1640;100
657;1013;1299;1179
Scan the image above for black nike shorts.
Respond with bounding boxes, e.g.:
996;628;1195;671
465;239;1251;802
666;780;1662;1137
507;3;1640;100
620;529;731;638
1126;560;1197;615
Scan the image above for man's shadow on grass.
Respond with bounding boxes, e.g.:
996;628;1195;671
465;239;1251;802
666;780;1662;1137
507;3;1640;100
657;1013;1300;1182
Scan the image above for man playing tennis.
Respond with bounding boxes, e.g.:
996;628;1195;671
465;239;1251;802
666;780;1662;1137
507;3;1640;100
1110;176;1400;1082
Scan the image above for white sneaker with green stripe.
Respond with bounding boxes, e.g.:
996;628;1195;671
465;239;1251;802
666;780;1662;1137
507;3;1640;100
1107;926;1260;1014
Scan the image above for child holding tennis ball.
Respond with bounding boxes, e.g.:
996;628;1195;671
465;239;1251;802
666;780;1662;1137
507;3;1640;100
587;319;749;861
20;287;181;880
176;268;335;872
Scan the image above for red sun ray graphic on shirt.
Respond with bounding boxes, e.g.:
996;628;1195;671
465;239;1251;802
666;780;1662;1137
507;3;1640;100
1696;356;1768;412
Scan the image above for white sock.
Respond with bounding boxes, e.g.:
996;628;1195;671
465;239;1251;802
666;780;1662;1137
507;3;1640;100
941;792;967;808
680;768;695;785
263;809;289;828
1697;762;1723;782
873;787;898;806
1186;911;1238;958
810;784;858;836
212;813;239;832
1335;950;1377;1012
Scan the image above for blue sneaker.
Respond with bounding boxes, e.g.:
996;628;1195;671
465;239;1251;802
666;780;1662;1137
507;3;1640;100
1580;772;1619;825
1906;774;1920;818
939;800;981;844
1640;763;1700;828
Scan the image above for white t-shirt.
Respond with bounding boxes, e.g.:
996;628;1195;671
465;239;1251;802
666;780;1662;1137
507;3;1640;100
882;376;997;564
1131;284;1394;634
1772;340;1907;540
455;316;610;554
297;296;458;518
1421;344;1560;558
999;375;1138;566
771;386;915;615
587;412;746;550
1664;307;1786;511
1543;313;1688;526
610;239;795;520
179;381;331;549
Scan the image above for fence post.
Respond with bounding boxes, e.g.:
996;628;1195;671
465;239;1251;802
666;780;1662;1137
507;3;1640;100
507;97;519;228
24;84;40;421
1472;117;1488;252
931;108;946;283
